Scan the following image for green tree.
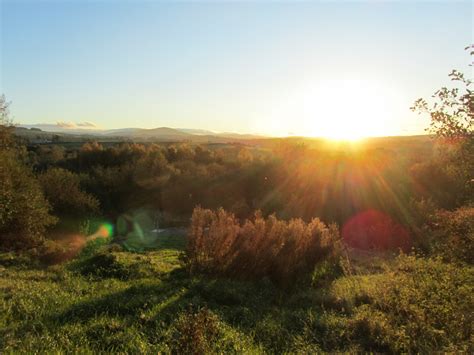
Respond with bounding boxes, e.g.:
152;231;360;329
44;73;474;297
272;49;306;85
0;151;57;250
0;96;57;250
412;68;472;139
0;95;14;150
38;168;100;218
411;47;474;206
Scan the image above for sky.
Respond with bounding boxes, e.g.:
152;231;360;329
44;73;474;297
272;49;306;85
0;0;472;137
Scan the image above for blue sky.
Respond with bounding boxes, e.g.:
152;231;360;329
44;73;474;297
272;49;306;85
1;0;472;136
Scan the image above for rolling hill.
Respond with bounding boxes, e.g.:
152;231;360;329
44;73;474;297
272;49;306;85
15;124;265;144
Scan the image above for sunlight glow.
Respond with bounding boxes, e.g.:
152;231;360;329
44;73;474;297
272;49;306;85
263;78;400;140
302;79;396;140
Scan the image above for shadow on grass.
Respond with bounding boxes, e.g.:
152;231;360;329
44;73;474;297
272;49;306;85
52;268;189;323
46;266;354;352
50;267;283;328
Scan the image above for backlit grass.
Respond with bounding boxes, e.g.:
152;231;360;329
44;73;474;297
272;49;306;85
1;235;472;353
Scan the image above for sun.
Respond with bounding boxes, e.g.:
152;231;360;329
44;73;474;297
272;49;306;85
302;79;391;140
262;78;397;140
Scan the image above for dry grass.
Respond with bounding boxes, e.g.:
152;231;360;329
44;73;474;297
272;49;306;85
186;207;342;287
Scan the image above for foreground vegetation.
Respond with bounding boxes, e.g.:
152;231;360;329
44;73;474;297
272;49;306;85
1;235;472;353
186;207;341;288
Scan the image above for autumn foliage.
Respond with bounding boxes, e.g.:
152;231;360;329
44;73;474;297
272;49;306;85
186;207;341;287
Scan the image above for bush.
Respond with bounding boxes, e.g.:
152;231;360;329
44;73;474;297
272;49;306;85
0;150;57;250
78;235;112;259
186;207;341;288
38;168;99;218
74;252;131;279
428;207;474;264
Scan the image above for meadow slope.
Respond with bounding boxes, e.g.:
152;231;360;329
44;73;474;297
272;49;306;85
1;234;472;353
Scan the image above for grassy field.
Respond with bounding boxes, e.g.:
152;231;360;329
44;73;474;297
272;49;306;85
1;234;472;353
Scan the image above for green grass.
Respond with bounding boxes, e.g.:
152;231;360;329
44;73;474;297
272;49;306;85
1;236;472;353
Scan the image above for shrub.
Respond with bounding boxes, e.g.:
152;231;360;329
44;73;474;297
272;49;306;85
186;207;341;288
428;207;474;264
73;252;131;279
0;150;57;250
78;235;112;259
38;168;99;218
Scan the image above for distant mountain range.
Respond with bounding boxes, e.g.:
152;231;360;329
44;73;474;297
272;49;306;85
15;124;265;143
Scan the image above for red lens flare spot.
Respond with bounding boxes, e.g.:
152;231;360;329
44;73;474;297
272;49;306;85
342;209;411;251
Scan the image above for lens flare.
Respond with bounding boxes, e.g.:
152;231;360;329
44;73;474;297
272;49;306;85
342;209;411;251
98;223;114;238
88;222;114;241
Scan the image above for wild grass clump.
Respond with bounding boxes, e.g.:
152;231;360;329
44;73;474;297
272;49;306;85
73;252;132;279
168;307;262;354
169;307;220;354
328;254;474;353
365;254;474;352
186;207;341;288
295;254;473;353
